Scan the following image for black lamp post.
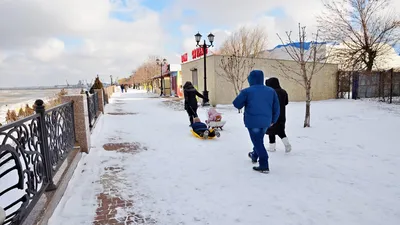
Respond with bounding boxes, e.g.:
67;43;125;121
156;58;167;96
110;75;113;85
195;32;214;106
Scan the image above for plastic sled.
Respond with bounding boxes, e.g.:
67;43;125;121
190;129;217;139
207;121;226;130
206;114;226;130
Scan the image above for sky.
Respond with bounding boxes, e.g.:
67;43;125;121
0;0;399;87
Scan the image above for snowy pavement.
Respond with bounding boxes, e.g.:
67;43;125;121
48;90;400;225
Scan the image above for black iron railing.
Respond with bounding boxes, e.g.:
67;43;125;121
86;91;99;128
0;100;75;225
44;101;76;179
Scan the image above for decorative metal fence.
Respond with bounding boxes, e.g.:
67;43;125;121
0;100;75;225
86;91;99;128
337;69;400;104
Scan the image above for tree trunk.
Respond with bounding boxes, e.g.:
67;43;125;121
366;62;373;72
304;86;311;128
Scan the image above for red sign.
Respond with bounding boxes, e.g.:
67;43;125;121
181;47;209;64
191;47;208;60
181;53;188;63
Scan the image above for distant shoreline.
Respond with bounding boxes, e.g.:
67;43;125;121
0;86;87;91
0;84;111;91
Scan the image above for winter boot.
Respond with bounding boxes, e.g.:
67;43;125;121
248;152;257;164
215;130;221;137
253;166;270;173
267;143;276;152
203;130;209;139
253;157;269;173
282;137;292;153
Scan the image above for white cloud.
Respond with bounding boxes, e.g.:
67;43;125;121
0;0;165;87
173;0;326;57
1;0;399;87
31;38;65;62
175;0;400;56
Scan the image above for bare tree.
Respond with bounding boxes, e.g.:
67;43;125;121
274;23;329;127
131;56;162;90
217;51;256;96
317;0;400;71
219;25;267;57
217;26;267;113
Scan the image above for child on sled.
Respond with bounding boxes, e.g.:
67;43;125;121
205;107;226;130
192;117;220;139
205;108;222;123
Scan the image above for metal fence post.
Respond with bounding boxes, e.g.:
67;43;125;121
94;92;99;118
0;206;5;225
352;72;359;100
71;101;77;143
34;99;57;191
348;72;351;99
390;68;394;104
336;71;340;98
85;91;93;128
379;71;383;101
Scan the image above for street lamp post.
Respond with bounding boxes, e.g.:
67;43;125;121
156;58;167;96
110;75;113;85
195;32;215;106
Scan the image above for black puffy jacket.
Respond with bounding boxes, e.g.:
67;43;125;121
183;82;206;110
265;77;288;124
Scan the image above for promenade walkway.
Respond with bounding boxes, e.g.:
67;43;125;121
48;90;400;225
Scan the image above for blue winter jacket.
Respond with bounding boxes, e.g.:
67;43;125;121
232;70;280;128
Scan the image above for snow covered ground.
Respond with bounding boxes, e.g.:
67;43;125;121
48;89;400;225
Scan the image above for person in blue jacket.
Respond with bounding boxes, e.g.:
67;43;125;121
233;70;280;173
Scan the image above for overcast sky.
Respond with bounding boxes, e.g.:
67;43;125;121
0;0;399;87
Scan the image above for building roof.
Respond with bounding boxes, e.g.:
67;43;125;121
265;41;400;55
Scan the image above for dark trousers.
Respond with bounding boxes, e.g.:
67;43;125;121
248;127;269;168
267;123;287;143
186;106;198;125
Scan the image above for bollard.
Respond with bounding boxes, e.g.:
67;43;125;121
0;206;6;224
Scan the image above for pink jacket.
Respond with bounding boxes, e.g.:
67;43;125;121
207;108;221;121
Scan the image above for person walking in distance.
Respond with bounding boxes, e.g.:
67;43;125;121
265;77;292;153
233;70;280;173
183;81;208;126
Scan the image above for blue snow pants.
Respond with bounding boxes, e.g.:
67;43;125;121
248;127;269;168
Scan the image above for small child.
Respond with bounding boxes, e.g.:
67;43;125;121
192;117;220;139
205;107;222;123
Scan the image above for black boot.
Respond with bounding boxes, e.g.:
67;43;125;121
253;166;269;173
248;152;257;164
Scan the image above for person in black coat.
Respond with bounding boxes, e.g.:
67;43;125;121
183;81;208;126
265;77;292;153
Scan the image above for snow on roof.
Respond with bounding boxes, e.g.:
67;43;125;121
392;44;400;56
267;41;336;52
265;41;400;55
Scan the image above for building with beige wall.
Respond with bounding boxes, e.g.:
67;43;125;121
181;55;338;106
